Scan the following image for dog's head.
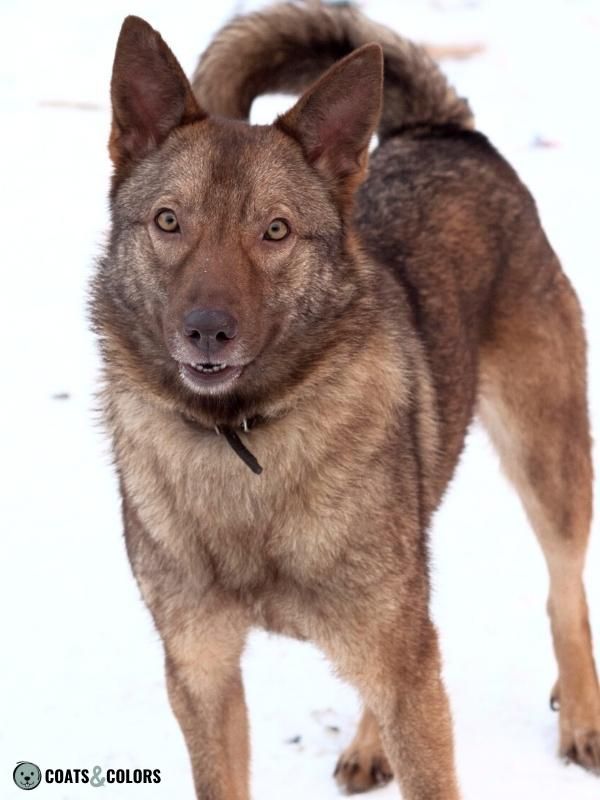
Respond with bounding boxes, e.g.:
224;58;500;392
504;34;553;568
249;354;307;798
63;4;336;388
93;17;383;425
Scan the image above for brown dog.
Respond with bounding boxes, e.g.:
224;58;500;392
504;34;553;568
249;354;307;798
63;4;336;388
90;3;600;798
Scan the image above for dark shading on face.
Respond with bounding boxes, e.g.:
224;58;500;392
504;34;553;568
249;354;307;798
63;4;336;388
91;16;383;424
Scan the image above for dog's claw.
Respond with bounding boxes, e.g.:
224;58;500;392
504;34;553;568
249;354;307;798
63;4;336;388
550;679;560;711
561;730;600;774
334;750;393;794
371;758;393;786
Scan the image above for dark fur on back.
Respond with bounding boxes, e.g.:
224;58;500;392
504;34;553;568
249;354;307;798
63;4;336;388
193;1;553;489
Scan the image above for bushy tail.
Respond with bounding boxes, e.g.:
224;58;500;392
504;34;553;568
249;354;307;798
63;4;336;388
192;1;474;141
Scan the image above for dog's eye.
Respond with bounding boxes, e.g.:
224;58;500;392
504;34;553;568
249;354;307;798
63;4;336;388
264;219;290;241
155;209;179;233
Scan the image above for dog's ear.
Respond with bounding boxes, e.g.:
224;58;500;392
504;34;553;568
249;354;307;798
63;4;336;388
109;16;205;174
276;44;383;206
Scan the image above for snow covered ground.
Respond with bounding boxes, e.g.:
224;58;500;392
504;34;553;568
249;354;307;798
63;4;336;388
2;0;600;798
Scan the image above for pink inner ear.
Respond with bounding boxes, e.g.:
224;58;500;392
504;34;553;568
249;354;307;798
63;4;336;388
306;95;374;174
276;44;382;188
110;17;206;167
115;127;157;163
115;62;186;143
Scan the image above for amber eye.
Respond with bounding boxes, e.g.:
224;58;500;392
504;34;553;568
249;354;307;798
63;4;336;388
264;218;290;241
155;209;179;233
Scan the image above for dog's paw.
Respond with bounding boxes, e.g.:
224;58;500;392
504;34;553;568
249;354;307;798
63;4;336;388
333;747;393;794
561;728;600;774
552;677;600;773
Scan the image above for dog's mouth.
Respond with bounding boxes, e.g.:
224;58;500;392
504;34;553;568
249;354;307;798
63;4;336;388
179;361;243;390
190;362;229;375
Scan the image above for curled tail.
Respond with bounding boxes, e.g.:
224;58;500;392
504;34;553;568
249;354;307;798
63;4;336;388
192;1;474;141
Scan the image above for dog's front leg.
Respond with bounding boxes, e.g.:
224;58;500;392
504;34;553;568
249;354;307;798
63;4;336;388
122;496;250;800
163;615;250;800
324;592;460;799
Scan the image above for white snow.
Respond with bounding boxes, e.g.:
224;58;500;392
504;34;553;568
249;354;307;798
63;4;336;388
1;1;600;798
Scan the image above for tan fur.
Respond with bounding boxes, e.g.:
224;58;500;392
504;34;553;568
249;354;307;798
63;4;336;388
478;269;600;767
115;315;418;614
91;6;600;798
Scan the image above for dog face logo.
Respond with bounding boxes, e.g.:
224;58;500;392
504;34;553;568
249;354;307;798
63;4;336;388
13;762;42;790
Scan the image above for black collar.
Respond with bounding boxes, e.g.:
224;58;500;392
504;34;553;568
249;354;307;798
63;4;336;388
182;412;265;475
215;418;263;475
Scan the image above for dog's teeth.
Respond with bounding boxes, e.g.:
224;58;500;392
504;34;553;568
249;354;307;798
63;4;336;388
192;363;227;374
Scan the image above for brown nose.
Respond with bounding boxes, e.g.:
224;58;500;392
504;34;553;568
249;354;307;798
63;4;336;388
183;309;238;356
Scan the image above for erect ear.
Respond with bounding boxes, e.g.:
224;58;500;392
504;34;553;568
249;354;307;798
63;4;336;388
109;16;206;172
276;44;383;204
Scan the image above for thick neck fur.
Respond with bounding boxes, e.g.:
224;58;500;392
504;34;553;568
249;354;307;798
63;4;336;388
103;277;411;449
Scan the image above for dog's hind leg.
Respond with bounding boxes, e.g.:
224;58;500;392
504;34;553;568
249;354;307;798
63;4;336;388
478;266;600;770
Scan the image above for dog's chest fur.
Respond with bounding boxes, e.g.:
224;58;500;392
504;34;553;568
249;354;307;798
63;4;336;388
108;338;423;629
